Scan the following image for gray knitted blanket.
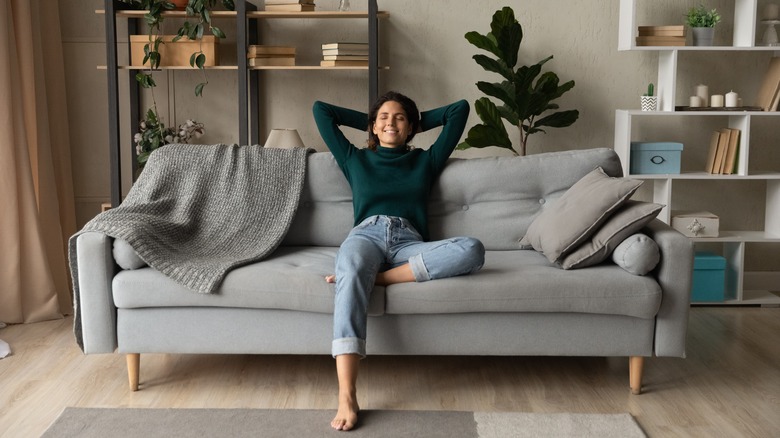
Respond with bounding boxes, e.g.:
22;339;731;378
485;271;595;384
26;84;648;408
68;144;310;347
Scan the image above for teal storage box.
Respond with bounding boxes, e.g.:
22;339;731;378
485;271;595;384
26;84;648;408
630;142;683;174
691;251;726;302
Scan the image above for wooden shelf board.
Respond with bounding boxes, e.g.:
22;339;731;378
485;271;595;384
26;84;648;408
98;65;237;70
621;109;777;116
627;172;780;180
97;10;389;19
620;46;780;52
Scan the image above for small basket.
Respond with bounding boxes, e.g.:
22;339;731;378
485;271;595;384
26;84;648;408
640;96;658;111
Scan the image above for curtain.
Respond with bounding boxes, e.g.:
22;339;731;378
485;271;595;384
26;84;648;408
0;0;76;324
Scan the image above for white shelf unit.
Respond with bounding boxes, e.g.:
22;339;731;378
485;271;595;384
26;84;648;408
615;0;780;306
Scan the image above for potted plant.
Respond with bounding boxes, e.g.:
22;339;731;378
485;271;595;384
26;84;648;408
456;7;578;157
686;4;721;46
134;108;205;168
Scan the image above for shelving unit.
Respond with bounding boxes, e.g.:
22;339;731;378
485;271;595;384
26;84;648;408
100;0;386;206
615;0;780;306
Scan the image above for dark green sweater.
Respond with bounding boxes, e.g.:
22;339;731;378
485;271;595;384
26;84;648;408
312;99;469;240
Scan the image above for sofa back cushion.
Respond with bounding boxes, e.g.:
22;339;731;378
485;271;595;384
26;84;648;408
283;148;623;250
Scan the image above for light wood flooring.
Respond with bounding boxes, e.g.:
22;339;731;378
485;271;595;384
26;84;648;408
1;307;778;437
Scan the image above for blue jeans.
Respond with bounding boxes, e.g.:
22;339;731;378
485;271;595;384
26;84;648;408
332;215;485;357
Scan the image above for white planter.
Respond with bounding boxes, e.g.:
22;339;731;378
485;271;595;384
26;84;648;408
640;95;658;111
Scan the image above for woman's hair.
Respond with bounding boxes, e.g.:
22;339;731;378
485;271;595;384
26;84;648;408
367;91;420;150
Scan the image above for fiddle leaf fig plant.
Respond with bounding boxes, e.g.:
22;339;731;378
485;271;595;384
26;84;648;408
458;6;579;156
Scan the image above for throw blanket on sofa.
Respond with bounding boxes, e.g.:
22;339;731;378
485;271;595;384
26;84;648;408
68;144;310;347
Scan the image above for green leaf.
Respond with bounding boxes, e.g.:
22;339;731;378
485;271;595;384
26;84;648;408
464;31;501;59
195;53;206;69
211;26;226;39
473;54;513;81
195;82;205;96
533;110;579;129
490;7;522;68
190;52;198;67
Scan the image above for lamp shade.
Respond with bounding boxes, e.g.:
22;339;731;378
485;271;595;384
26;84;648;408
265;128;305;149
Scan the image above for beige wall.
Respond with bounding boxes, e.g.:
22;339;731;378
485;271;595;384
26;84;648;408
61;0;777;269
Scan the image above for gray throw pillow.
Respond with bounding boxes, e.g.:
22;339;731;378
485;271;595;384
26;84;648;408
113;238;147;270
519;167;643;263
611;233;660;275
560;200;663;269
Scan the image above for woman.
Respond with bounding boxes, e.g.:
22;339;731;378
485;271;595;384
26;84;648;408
312;91;485;431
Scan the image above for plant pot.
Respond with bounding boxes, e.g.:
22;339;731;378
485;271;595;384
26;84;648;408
172;0;189;10
640;96;658;111
692;27;715;46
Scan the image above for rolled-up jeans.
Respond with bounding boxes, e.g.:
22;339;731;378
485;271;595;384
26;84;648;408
332;215;486;357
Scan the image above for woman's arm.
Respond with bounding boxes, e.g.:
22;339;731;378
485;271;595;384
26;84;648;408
312;101;367;165
419;99;470;169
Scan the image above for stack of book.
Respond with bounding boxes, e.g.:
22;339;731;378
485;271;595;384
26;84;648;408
636;25;686;46
755;57;780;111
705;128;740;174
247;45;295;67
321;42;369;67
264;0;315;12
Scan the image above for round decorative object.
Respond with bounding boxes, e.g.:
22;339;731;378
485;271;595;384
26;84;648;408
172;0;189;10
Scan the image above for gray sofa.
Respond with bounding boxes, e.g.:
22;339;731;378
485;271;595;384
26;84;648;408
73;148;693;394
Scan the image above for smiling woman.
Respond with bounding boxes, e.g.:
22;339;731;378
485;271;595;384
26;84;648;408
312;93;485;431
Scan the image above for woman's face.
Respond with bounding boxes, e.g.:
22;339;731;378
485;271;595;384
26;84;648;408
372;100;412;148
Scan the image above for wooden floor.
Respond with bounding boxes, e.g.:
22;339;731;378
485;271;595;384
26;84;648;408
1;307;778;437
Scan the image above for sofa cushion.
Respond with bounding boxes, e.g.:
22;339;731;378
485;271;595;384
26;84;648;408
384;250;662;319
112;246;385;316
612;233;661;276
519;167;642;263
559;200;663;269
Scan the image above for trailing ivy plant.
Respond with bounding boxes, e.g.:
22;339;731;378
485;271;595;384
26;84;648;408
457;7;579;156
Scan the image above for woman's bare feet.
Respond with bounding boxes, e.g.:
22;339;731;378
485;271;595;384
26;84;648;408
331;391;360;431
325;274;336;283
325;264;415;286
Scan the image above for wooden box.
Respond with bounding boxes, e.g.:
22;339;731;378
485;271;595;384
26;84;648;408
671;211;719;238
130;35;218;67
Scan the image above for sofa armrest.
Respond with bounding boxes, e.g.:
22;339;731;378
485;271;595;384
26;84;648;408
644;219;694;358
75;232;118;354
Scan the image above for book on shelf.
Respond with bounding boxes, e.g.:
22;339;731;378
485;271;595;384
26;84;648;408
265;3;315;12
249;57;296;67
247;45;296;57
704;130;720;173
635;36;686;46
320;60;368;67
264;0;314;4
321;42;369;51
710;128;731;174
755;57;780;111
722;128;740;175
322;48;370;56
637;25;686;36
323;54;369;61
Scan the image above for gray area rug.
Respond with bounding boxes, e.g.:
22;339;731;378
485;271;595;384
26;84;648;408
43;408;646;438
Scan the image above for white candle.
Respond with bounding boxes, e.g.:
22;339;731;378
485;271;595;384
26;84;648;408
696;84;709;107
764;4;780;20
711;94;725;107
725;91;739;107
689;95;702;107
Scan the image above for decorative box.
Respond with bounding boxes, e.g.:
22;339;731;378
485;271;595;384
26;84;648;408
671;211;719;238
130;35;219;67
691;251;726;302
630;142;683;174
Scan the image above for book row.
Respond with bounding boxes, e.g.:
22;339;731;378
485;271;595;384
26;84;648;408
245;42;370;67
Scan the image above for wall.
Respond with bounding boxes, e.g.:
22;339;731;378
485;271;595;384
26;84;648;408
60;0;777;270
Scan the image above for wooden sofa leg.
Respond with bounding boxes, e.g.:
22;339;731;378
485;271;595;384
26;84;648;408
629;356;644;395
127;353;140;391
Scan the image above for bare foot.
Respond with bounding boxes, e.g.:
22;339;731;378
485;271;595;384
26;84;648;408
331;393;359;431
325;275;336;283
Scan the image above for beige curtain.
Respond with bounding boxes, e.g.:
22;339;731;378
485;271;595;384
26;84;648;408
0;0;76;323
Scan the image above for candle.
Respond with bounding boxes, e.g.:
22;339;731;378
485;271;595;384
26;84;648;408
725;91;739;107
711;94;724;107
696;84;709;107
764;4;780;20
689;96;702;107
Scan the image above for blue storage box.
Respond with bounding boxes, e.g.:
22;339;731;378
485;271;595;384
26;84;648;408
630;142;683;174
691;251;726;302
